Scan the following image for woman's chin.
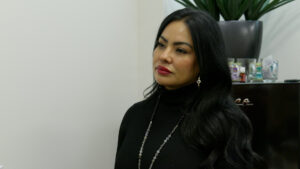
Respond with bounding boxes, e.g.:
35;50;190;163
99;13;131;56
155;81;177;90
155;77;171;85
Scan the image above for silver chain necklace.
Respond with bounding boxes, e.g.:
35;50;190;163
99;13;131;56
138;94;185;169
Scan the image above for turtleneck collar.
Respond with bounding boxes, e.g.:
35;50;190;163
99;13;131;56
158;83;198;106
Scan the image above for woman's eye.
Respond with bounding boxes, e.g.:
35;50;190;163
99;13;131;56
157;42;165;48
176;48;187;54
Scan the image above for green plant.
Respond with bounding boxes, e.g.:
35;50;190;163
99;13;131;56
216;0;251;20
174;0;220;20
175;0;295;21
245;0;295;20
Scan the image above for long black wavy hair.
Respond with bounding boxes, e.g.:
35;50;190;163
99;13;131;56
145;8;266;169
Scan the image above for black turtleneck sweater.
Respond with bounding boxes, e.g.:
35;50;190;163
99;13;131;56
114;84;204;169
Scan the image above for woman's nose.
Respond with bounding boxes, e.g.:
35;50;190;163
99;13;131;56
159;48;172;63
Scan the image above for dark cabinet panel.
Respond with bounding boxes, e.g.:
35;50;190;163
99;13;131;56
232;83;300;169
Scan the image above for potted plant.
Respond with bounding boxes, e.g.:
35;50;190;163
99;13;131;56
174;0;295;59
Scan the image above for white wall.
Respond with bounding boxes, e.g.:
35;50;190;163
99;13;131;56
163;0;300;81
138;1;164;94
0;0;139;169
259;1;300;81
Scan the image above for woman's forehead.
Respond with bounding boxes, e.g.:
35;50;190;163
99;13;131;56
160;21;193;44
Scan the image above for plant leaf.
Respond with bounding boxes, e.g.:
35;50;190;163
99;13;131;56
245;0;295;20
174;0;220;20
217;0;229;20
206;0;220;20
216;0;250;20
260;0;294;17
193;0;206;10
175;0;197;9
236;0;248;20
174;0;295;20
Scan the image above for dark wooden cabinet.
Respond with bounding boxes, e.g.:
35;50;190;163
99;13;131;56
232;82;300;169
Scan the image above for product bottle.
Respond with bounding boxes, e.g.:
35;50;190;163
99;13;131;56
240;67;246;83
247;58;256;82
231;63;240;82
254;59;263;82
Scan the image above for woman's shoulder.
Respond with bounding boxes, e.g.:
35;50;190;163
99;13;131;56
127;96;154;112
121;96;156;125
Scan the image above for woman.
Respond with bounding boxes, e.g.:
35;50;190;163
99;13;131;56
115;8;265;169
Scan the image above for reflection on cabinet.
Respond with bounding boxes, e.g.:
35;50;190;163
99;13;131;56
232;82;300;169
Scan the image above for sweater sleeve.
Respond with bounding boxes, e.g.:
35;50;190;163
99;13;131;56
115;103;137;155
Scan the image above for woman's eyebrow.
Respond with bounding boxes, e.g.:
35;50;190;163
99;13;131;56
160;36;168;42
174;42;193;49
160;35;193;49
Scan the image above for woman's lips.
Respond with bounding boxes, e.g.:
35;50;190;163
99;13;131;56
157;65;172;75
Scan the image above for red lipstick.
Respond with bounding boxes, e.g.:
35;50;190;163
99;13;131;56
157;65;172;75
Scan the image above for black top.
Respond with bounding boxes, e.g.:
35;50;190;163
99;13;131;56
114;84;205;169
